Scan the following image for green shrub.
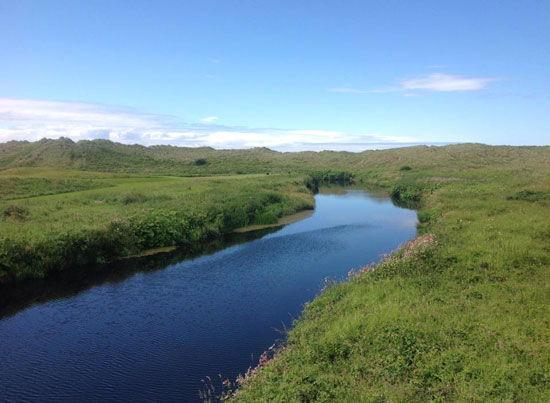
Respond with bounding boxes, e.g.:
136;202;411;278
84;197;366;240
254;210;279;225
3;205;29;221
507;190;550;203
122;192;147;204
416;209;440;232
390;182;423;208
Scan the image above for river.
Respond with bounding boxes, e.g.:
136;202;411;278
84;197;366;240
0;189;417;402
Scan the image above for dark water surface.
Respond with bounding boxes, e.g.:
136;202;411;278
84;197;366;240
0;190;417;402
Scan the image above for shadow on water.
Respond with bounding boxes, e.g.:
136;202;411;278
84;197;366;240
0;226;282;319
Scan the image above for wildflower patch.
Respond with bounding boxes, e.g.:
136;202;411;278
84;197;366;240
348;233;437;279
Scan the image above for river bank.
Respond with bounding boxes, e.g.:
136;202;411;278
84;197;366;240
0;172;315;286
0;189;416;402
230;165;550;401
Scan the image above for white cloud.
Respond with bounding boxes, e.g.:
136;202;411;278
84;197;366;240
330;73;498;95
401;73;496;92
0;97;430;151
200;116;218;123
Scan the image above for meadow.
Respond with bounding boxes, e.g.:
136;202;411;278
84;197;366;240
0;168;314;283
229;149;550;402
1;139;550;401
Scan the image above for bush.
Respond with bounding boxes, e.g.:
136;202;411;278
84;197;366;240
3;205;29;221
391;183;423;208
0;174;313;284
416;209;440;232
254;210;279;225
122;192;147;205
507;190;550;203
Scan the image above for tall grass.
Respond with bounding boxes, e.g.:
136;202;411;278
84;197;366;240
0;171;314;283
229;152;550;402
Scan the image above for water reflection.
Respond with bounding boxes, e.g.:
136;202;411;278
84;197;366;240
0;227;281;319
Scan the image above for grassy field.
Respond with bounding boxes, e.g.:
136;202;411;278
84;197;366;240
226;148;550;402
0;168;314;283
1;139;550;400
227;149;550;401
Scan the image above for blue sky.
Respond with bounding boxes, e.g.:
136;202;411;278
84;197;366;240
1;0;548;151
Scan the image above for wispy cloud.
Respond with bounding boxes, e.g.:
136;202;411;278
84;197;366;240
330;73;499;95
400;73;497;92
200;116;218;123
0;98;431;151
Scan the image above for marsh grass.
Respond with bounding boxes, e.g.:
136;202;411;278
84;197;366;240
0;171;314;283
228;149;550;402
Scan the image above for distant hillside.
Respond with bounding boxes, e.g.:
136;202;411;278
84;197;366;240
1;138;549;175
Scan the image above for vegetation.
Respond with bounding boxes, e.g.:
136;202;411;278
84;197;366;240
4;137;548;177
1;138;550;400
228;146;550;402
0;169;313;284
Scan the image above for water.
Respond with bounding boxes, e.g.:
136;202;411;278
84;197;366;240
0;190;417;402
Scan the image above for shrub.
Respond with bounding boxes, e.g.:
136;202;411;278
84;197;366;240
3;205;29;221
254;211;279;225
507;190;550;203
416;209;440;232
391;183;423;208
122;192;147;205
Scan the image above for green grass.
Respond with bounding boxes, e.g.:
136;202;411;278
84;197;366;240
0;168;120;200
227;155;550;402
0;169;314;283
1;139;550;400
3;138;547;177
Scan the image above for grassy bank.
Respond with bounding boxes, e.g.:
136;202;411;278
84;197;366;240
228;153;550;401
0;169;314;284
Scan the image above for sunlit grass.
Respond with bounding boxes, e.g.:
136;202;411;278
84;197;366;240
0;171;314;282
229;149;550;402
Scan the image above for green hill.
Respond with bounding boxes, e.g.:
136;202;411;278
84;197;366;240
2;138;549;177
